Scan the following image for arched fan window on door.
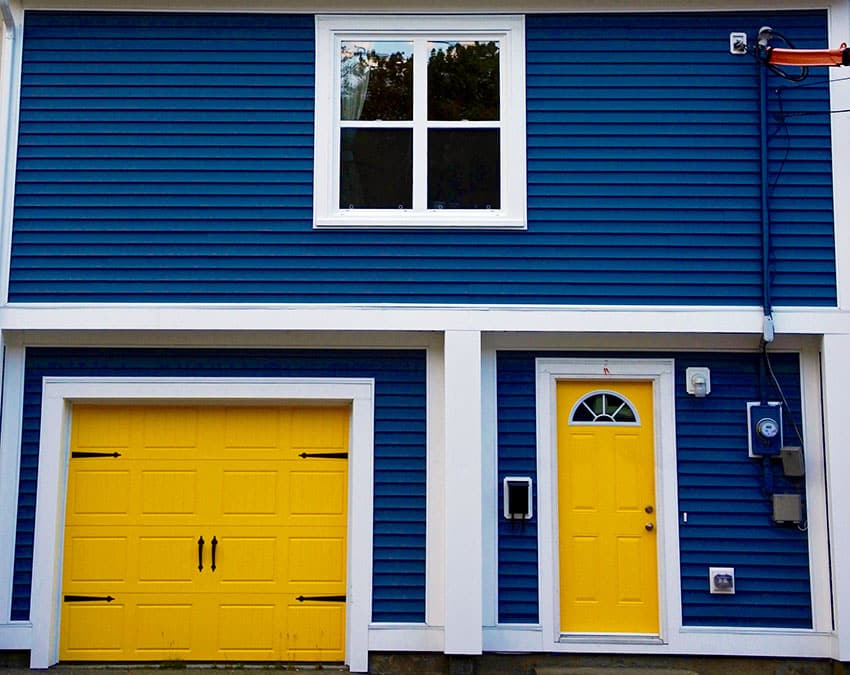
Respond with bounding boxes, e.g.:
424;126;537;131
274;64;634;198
569;391;640;425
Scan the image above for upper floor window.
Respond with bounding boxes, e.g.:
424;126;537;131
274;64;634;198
314;15;526;229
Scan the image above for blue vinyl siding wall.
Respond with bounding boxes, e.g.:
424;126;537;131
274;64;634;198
497;351;811;629
9;10;835;306
11;348;426;623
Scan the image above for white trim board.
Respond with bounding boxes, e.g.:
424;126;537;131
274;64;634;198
27;377;375;671
11;1;845;13
2;305;849;335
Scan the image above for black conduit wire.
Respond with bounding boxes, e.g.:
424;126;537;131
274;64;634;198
761;341;806;448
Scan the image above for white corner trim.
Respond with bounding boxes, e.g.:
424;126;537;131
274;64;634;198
830;0;850;310
0;1;22;305
27;377;375;672
534;358;681;647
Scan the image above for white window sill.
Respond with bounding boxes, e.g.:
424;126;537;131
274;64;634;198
314;212;526;230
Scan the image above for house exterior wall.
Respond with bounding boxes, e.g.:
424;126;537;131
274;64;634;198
6;9;837;306
0;0;848;671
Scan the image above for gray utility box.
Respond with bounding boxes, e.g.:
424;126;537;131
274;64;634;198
772;494;802;524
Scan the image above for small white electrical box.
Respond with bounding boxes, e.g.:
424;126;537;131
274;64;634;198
503;477;533;520
709;567;735;594
730;32;748;54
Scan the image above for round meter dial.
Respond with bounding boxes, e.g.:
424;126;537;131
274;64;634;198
756;417;780;440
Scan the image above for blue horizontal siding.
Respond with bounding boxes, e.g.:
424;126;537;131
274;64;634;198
8;10;836;306
11;348;426;624
496;351;810;629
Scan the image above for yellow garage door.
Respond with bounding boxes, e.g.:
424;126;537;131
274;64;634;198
60;404;349;662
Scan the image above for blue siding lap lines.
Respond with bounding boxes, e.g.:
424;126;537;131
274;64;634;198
496;351;811;629
11;348;427;623
9;10;836;306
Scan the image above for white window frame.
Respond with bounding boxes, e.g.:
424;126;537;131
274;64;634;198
314;15;526;230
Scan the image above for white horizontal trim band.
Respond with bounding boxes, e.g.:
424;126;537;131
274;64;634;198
1;305;848;334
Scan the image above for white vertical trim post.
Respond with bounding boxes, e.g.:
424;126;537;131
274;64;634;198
443;330;483;654
0;335;23;624
799;342;832;633
426;340;446;627
821;335;850;659
480;343;499;628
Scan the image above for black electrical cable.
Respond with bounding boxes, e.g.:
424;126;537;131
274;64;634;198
763;29;810;83
768;87;791;196
761;341;805;447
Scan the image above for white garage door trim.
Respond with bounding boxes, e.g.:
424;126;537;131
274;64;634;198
29;376;375;672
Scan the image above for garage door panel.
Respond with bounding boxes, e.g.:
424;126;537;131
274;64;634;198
223;406;282;449
62;603;126;655
73;405;131;450
67;470;131;517
133;603;194;654
290;407;349;450
288;536;346;584
142;407;200;450
62;404;349;662
214;535;279;584
219;470;280;515
285;602;345;661
289;469;347;517
137;535;199;584
141;470;199;515
216;602;279;653
64;534;128;585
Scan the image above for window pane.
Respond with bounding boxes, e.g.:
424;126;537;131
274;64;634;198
428;41;499;121
340;129;412;209
341;41;413;121
428;129;499;209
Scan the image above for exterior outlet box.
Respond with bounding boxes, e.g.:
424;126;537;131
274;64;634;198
773;494;802;524
709;567;735;594
747;402;783;457
780;446;805;477
503;477;532;520
730;32;748;54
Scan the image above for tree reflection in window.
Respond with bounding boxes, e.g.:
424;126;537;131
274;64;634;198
570;392;639;425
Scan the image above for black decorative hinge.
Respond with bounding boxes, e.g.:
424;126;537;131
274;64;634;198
298;452;348;459
64;595;115;603
296;595;346;603
71;452;121;459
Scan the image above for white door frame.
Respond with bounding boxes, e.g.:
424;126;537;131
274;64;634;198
535;358;681;646
29;376;375;672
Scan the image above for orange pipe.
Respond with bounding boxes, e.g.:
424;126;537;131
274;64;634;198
766;44;849;67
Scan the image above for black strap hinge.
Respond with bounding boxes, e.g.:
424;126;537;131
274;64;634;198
64;595;115;603
71;451;121;459
296;595;346;603
298;452;348;459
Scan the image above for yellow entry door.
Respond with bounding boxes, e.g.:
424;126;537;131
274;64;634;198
60;404;349;662
557;380;659;634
